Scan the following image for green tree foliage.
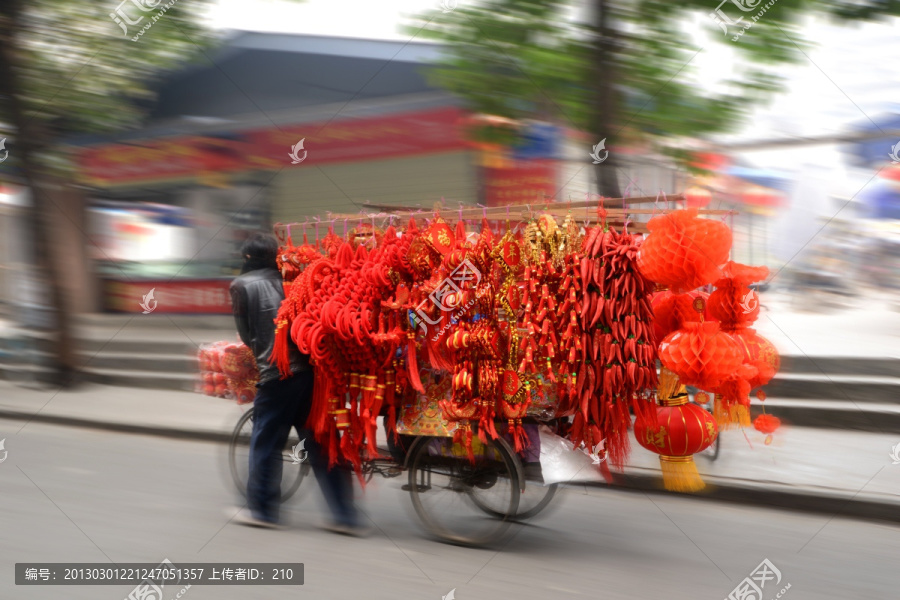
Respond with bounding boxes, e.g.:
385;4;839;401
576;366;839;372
410;0;900;194
0;0;217;159
0;0;218;383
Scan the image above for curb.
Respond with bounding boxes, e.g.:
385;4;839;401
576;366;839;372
598;473;900;526
0;409;232;444
3;407;898;526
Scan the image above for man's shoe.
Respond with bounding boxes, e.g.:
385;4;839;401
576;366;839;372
232;508;280;530
322;521;373;538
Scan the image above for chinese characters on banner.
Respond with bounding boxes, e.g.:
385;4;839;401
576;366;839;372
104;279;233;314
483;159;557;207
77;108;467;187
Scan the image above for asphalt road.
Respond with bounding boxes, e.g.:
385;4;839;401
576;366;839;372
2;418;899;600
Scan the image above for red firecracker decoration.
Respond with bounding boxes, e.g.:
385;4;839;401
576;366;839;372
575;223;658;468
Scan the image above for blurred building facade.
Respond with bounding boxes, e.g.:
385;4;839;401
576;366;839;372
71;32;686;314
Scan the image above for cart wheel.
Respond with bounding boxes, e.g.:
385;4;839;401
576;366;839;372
228;407;309;502
472;481;559;521
406;436;520;547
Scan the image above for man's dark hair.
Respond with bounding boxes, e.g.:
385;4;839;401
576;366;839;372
240;232;279;273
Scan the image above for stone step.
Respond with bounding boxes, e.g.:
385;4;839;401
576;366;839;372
765;373;900;403
777;355;900;378
77;337;223;355
753;398;900;434
80;367;198;391
77;351;197;373
75;314;234;330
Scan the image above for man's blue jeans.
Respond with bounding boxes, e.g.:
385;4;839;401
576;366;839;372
247;371;358;526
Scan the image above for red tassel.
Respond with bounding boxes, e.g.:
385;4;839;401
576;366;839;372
363;410;380;459
605;428;630;469
598;458;614;483
407;338;425;393
340;430;365;487
308;370;330;437
271;319;293;378
327;425;339;469
511;420;530;454
387;404;398;443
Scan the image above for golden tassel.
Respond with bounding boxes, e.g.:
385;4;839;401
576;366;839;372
657;367;685;401
659;455;705;492
714;395;751;429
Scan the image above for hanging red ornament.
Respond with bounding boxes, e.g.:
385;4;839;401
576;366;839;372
635;368;717;492
753;413;782;445
706;261;769;331
650;290;713;342
659;321;743;390
731;328;780;389
636;208;732;293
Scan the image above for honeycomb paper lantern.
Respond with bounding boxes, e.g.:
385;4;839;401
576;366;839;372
659;321;743;390
651;290;713;343
637;208;732;293
731;328;779;389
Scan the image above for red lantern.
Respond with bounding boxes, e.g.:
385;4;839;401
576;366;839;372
659;321;743;390
651;290;713;342
634;395;718;492
731;328;779;389
637;208;732;293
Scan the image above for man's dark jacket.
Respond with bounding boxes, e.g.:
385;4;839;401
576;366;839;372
230;267;309;386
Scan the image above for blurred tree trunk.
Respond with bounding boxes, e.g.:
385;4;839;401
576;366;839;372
0;1;79;386
590;0;622;198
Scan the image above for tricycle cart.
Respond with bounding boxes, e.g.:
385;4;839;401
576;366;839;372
215;194;780;546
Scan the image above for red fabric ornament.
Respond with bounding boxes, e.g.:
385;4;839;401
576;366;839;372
220;343;257;382
707;261;769;331
754;413;782;444
753;413;781;434
712;363;758;408
659;321;743;390
637;208;732;293
231;382;257;404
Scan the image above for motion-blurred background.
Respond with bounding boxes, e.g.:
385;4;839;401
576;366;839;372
1;2;899;598
0;0;898;367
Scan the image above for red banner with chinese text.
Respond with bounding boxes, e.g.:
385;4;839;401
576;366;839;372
78;107;467;187
103;279;233;314
483;160;557;206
